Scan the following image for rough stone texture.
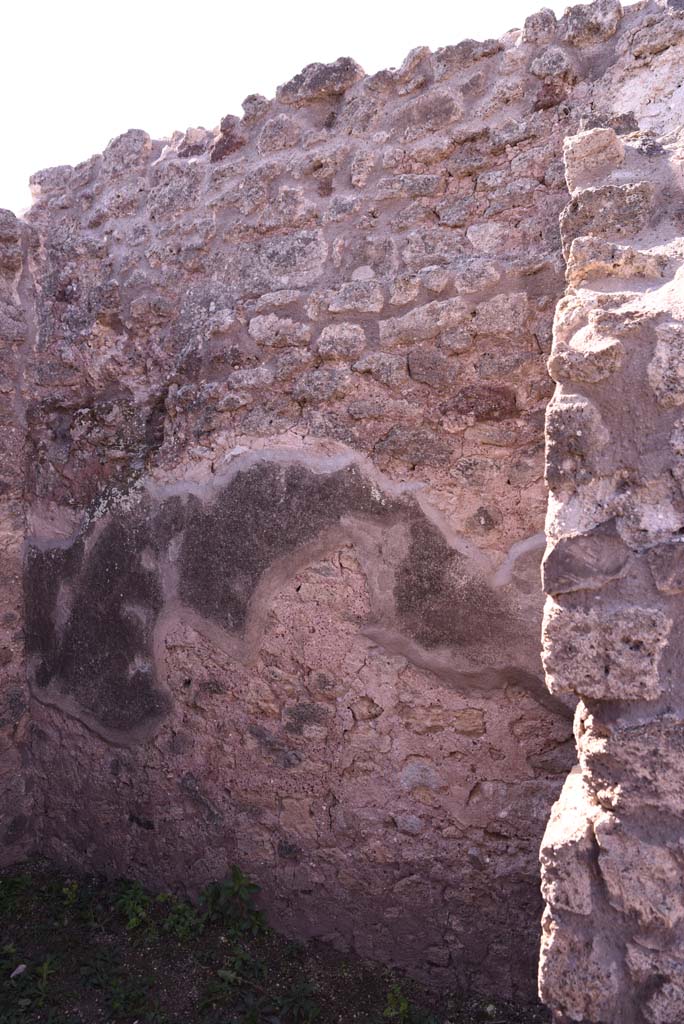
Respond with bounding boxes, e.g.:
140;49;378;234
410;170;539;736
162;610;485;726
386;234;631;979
0;210;34;862
2;0;684;1015
539;9;684;1016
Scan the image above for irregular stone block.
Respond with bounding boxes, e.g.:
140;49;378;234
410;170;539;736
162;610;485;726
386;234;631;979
441;384;518;422
473;293;528;336
560;182;655;259
539;909;620;1021
375;425;451;466
291;366;351;402
595;814;684;929
522;7;557;44
548;322;624;384
530;46;577;82
379;298;470;345
566;236;668;286
101;129;152;176
375;174;444;199
316;323;366;360
435;196;479;227
629;14;684;59
407;346;455;388
648;321;684;407
234;230;328;291
544;393;609;491
540;769;596;916
542;602;671;700
542;519;629;594
328;281;384;314
560;0;622;45
563;128;624;193
248;314;312;347
277;57;364;106
257;115;302;154
352;351;406;386
647;540;684;593
0;211;22;274
578;713;684;816
626;945;684;1024
210;115;248;163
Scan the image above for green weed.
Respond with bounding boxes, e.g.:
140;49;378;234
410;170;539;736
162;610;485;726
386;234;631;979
114;879;153;932
200;866;265;938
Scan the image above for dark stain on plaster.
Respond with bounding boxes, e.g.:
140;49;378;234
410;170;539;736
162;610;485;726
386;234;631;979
178;462;401;632
26;515;168;734
25;458;533;740
394;519;501;649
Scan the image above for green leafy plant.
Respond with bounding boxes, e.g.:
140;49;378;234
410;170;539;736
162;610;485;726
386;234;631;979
384;982;411;1022
0;875;30;916
61;881;79;908
200;945;264;1011
0;953;58;1019
383;981;438;1024
114;879;153;932
200;866;265;937
33;956;57;1007
157;893;206;942
82;950;157;1019
235;990;274;1023
276;979;321;1022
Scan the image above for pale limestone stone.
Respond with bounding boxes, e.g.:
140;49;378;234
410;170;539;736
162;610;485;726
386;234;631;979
563;129;625;193
247;313;312;347
548;322;624;384
539;769;595;917
379;298;470;345
544;392;610;491
327;280;384;314
539;909;620;1021
566;236;668;286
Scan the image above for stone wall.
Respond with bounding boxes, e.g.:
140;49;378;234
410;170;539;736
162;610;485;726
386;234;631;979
539;81;684;1024
0;209;36;864
1;0;683;1012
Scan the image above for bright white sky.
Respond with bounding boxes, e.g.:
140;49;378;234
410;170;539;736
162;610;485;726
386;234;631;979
2;0;613;214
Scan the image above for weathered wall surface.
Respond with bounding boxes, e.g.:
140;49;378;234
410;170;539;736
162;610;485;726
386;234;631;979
2;0;684;1009
0;211;34;864
20;33;574;996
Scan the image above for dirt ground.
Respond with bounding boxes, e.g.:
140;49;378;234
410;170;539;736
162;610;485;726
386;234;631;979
0;860;550;1024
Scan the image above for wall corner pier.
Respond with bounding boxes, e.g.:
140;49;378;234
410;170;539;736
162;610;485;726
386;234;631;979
539;118;684;1023
1;0;684;1013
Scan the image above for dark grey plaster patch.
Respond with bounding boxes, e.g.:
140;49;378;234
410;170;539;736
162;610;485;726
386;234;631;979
178;461;402;633
25;457;548;740
26;513;167;735
394;518;502;649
